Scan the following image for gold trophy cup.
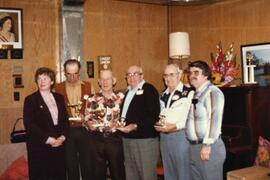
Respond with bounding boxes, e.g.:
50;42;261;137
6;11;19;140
68;101;83;121
155;115;166;127
117;117;126;128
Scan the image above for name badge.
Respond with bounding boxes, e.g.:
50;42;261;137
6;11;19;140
136;89;144;95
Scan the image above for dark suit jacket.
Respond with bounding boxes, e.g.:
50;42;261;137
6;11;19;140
54;81;93;116
23;91;69;147
120;82;160;139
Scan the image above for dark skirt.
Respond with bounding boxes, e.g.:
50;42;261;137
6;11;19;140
27;144;66;180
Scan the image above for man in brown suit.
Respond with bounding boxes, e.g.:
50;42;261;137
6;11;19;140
55;59;95;180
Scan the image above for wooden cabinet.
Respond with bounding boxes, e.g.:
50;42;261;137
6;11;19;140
221;86;270;148
221;86;270;170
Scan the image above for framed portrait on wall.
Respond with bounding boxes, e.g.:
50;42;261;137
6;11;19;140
0;8;23;49
241;42;270;86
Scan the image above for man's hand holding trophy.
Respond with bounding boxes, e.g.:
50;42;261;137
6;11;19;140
155;115;167;127
117;117;126;128
154;114;177;133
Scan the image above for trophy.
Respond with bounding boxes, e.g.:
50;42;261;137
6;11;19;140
67;101;83;121
91;108;107;129
155;115;166;127
93;108;106;122
117;117;126;128
244;51;257;84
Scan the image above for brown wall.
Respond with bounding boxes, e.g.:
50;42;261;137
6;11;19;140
83;0;168;91
0;0;60;143
1;0;269;143
170;0;270;84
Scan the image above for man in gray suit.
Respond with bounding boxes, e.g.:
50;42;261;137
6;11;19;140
186;60;226;180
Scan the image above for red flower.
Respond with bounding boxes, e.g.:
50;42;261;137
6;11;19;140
210;42;239;86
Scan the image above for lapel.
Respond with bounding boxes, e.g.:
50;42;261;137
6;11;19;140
120;89;129;115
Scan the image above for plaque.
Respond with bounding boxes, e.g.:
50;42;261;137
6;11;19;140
98;56;112;71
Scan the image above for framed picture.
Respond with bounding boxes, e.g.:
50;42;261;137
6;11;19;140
241;42;270;86
87;61;94;78
12;74;24;88
0;8;23;49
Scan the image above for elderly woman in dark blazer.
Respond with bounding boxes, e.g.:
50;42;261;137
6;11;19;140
23;67;69;180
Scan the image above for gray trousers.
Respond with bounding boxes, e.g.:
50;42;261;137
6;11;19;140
123;137;159;180
160;130;191;180
190;138;226;180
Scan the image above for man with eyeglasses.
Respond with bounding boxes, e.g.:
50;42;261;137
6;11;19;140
55;59;95;180
186;60;226;180
155;64;194;180
118;65;160;180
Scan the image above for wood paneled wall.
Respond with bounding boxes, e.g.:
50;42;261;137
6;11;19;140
1;0;269;143
170;0;270;84
0;0;60;143
83;0;168;91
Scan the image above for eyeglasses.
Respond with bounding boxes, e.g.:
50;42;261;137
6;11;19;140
126;72;142;78
163;73;179;78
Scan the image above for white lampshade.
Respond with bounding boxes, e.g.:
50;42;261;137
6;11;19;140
169;32;190;59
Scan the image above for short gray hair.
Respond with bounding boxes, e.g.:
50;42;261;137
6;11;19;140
165;64;182;74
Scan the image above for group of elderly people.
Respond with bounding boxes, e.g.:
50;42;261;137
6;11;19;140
23;59;226;180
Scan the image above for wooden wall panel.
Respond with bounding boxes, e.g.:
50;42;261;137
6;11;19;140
3;0;268;143
170;0;270;85
83;0;168;91
0;0;60;143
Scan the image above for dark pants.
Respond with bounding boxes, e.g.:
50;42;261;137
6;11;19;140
28;145;66;180
66;127;94;180
91;133;125;180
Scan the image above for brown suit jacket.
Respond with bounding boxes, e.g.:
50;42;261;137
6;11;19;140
54;81;94;116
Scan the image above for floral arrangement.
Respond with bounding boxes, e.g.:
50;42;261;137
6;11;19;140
84;92;124;132
210;42;239;86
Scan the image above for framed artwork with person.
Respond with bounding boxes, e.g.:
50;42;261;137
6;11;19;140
0;8;23;49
